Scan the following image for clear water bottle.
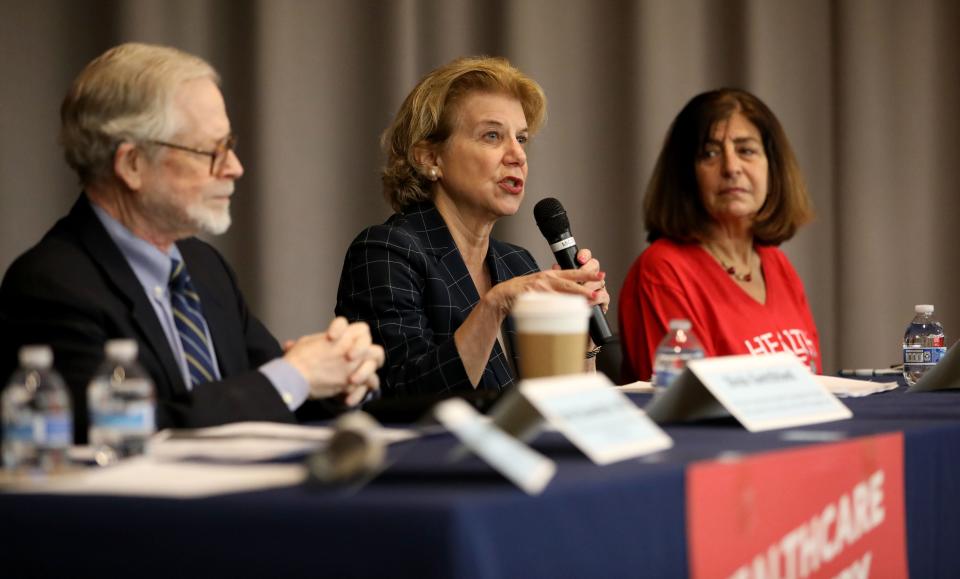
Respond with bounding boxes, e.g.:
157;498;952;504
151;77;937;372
88;339;156;466
2;345;72;474
653;319;705;391
902;304;947;386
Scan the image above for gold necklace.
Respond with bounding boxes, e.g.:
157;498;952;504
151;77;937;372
703;244;753;282
719;259;752;282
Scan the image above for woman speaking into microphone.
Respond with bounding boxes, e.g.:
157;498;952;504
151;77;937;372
336;56;610;396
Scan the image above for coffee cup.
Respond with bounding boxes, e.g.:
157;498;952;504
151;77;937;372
511;292;590;379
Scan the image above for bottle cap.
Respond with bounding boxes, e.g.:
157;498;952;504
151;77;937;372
914;304;934;314
18;345;53;369
668;319;692;331
105;339;138;362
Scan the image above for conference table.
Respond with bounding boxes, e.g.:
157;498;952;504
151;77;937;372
2;380;959;578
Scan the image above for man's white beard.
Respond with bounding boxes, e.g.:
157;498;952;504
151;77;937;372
138;186;232;239
186;200;231;235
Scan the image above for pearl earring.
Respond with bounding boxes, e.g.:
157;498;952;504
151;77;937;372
428;166;439;180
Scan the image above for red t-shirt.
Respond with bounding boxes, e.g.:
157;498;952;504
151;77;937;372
618;238;822;382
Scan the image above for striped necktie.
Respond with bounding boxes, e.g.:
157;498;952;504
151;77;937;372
169;258;217;387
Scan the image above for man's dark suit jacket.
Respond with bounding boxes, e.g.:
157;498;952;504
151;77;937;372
336;201;540;396
0;195;294;443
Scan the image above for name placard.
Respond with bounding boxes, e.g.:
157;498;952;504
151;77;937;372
433;398;555;495
909;343;960;392
502;373;672;465
646;353;852;432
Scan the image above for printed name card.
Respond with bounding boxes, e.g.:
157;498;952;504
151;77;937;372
908;343;960;392
646;353;852;432
433;398;555;495
512;373;673;465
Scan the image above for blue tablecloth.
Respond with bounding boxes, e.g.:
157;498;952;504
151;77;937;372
2;382;959;578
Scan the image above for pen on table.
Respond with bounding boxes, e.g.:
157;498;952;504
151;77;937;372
838;368;902;377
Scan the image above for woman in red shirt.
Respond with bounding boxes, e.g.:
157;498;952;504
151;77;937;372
618;89;820;382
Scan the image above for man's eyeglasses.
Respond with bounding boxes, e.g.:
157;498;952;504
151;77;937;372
145;134;238;175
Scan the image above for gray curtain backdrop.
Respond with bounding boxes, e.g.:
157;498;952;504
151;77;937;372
2;0;958;374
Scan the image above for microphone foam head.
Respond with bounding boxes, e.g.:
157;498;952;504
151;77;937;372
533;197;570;241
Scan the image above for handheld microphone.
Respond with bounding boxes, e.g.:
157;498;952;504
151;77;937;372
533;197;614;346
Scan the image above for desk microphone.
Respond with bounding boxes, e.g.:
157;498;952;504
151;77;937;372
533;197;614;346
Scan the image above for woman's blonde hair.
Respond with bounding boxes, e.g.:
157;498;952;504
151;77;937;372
381;56;546;212
60;42;218;185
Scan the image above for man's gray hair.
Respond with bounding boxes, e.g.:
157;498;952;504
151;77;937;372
60;42;219;185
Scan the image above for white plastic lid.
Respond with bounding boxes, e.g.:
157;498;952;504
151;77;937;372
18;345;53;369
668;319;692;331
914;304;934;314
512;292;590;334
105;339;138;362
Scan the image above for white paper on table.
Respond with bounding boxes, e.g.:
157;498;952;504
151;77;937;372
615;381;655;394
149;421;420;463
149;436;325;463
816;375;899;397
7;457;306;498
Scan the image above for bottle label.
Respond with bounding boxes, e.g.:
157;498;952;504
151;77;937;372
92;403;155;435
33;413;72;448
654;369;680;389
653;351;705;389
3;418;34;443
902;346;947;366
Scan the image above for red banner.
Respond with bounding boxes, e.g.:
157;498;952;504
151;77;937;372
687;433;907;579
